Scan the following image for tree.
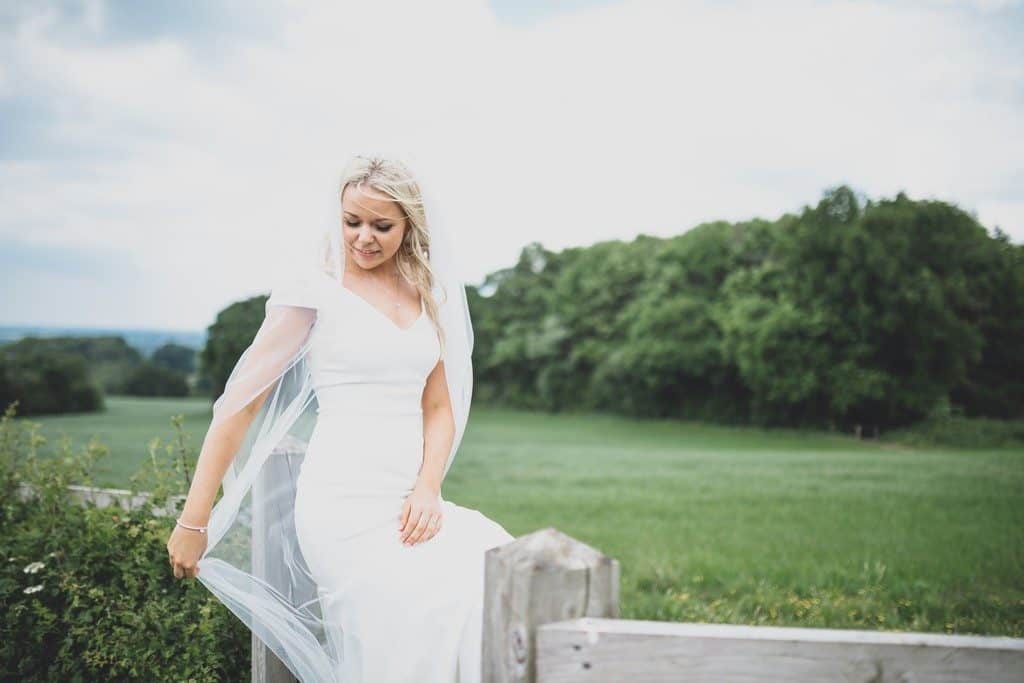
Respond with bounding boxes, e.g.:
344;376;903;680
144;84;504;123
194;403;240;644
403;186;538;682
151;343;197;374
0;346;104;416
198;295;268;402
121;362;189;397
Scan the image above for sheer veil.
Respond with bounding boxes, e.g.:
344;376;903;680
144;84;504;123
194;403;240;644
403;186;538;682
194;155;474;681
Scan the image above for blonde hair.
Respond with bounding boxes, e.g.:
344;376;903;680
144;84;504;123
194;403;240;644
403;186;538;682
320;154;446;354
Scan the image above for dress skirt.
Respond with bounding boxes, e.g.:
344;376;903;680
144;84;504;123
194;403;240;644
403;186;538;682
293;407;514;683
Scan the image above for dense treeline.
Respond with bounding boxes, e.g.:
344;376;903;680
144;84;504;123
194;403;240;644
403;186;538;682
469;186;1023;432
2;336;142;394
8;185;1021;430
151;343;197;375
121;362;190;397
0;335;198;415
0;346;104;416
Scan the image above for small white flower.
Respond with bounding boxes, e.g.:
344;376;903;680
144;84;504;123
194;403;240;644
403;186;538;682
23;561;45;574
23;584;44;594
47;551;58;558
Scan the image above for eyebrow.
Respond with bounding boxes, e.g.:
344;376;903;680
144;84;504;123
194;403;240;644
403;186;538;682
343;210;395;223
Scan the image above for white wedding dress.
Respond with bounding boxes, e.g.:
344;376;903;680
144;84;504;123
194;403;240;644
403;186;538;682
290;270;514;683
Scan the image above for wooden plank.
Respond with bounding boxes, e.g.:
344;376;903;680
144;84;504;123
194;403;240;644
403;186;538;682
484;527;620;683
536;617;1024;682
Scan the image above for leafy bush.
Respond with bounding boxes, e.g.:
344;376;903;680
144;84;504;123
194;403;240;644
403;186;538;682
880;414;1024;449
0;401;249;681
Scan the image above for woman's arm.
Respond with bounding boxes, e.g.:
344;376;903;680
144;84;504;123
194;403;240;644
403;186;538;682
417;359;455;494
398;359;454;547
180;305;315;524
176;395;264;527
167;304;315;578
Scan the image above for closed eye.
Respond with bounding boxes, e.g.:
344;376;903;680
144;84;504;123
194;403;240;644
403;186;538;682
345;220;392;231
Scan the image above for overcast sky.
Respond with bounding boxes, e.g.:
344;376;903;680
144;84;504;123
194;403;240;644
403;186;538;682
1;0;1021;331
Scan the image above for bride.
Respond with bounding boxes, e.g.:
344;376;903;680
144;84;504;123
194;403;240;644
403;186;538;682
165;154;515;682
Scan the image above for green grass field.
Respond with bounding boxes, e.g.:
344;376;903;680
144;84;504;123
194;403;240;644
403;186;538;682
21;396;1024;638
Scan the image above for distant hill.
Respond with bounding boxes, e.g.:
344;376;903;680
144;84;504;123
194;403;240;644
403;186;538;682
0;324;206;358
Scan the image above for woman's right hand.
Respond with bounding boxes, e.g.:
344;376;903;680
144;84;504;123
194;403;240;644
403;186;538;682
166;523;208;579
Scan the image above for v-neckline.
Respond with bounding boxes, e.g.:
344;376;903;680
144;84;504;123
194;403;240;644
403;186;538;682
321;271;425;333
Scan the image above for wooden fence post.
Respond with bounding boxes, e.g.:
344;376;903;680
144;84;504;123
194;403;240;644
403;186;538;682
483;527;620;683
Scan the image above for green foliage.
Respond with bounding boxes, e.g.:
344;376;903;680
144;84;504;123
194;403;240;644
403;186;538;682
0;401;248;681
122;361;190;398
879;413;1024;449
0;346;104;417
198;295;267;402
756;187;990;429
947;225;1024;418
2;335;143;394
470;186;1024;433
151;342;198;375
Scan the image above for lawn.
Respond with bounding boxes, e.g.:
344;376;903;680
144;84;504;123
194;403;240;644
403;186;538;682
21;396;1024;638
19;395;214;488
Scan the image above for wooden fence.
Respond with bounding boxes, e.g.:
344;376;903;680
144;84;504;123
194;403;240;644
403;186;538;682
480;528;1024;682
29;482;1024;682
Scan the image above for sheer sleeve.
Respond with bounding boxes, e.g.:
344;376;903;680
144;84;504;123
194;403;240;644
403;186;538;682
265;270;321;310
207;273;320;435
197;272;332;681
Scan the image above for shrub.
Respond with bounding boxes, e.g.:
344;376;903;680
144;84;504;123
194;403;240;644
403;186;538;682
0;401;249;681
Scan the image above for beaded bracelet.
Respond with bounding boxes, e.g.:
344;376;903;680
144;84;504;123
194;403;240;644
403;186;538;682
176;518;208;534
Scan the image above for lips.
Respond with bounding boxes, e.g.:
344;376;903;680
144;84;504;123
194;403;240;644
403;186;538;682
354;246;380;256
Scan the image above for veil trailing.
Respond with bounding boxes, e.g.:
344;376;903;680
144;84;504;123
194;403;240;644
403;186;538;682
193;157;474;682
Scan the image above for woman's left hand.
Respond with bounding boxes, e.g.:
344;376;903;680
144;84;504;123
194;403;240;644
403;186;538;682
398;482;443;546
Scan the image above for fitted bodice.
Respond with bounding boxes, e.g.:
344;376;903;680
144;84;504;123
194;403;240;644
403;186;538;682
307;273;442;418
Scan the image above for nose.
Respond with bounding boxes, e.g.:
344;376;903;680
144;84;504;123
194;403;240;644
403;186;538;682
356;225;376;245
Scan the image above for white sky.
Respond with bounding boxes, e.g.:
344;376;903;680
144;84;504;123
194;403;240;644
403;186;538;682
1;0;1021;331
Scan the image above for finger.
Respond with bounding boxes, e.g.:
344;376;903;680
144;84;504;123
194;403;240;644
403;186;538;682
408;514;432;545
420;515;439;542
406;510;430;544
429;515;442;540
408;515;430;544
398;500;410;532
402;509;423;542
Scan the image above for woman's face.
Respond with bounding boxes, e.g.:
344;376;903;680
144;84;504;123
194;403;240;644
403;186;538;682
340;182;407;272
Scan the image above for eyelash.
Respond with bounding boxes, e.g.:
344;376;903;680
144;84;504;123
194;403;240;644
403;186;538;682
345;220;392;232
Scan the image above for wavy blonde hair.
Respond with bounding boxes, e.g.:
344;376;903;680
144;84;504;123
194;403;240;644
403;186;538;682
319;154;446;354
